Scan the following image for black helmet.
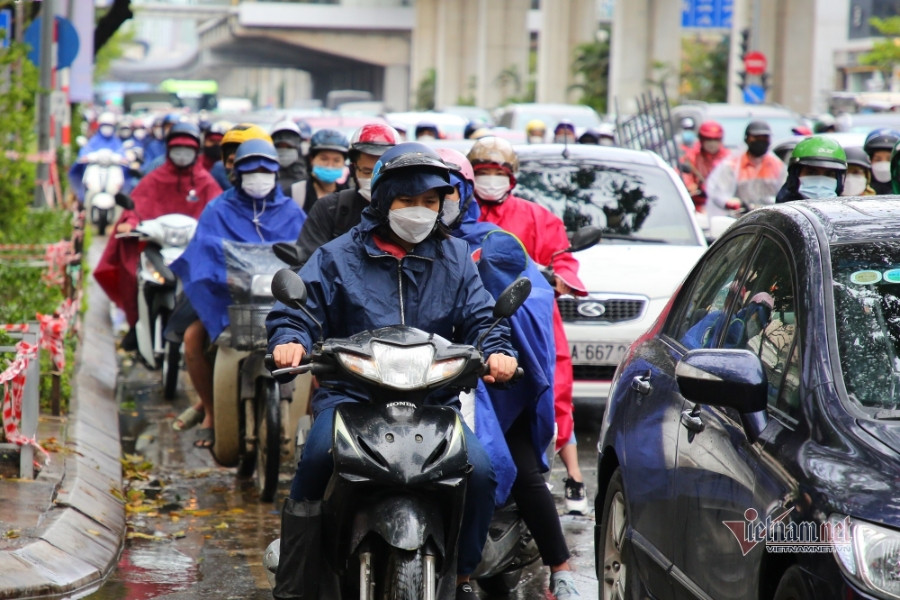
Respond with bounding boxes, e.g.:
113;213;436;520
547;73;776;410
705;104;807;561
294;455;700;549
744;121;772;137
166;121;201;147
309;129;349;155
845;146;871;170
371;142;451;192
863;128;900;156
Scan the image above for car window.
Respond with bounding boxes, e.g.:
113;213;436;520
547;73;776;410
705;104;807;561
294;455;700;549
515;158;700;244
667;234;758;346
831;240;900;412
728;237;800;418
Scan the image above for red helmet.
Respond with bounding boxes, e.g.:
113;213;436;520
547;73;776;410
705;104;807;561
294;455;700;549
434;147;474;183
698;120;724;140
349;123;400;159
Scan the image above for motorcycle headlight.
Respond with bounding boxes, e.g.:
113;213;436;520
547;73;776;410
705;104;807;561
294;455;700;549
141;254;165;285
426;357;465;384
830;514;900;598
338;343;439;390
251;274;275;299
161;224;194;248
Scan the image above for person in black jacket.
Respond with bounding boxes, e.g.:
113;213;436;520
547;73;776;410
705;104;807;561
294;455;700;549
293;122;399;265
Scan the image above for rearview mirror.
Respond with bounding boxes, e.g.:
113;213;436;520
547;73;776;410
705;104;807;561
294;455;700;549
273;241;305;269
271;268;307;309
679;161;693;174
493;276;532;319
115;192;134;210
568;225;603;253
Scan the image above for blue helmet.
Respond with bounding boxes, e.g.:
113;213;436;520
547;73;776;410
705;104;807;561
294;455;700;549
233;139;280;173
296;120;313;140
864;128;900;155
166;121;201;147
309;129;349;155
371;142;451;192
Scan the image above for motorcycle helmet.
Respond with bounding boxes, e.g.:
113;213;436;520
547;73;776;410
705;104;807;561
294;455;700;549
270;120;303;149
308;129;350;157
370;142;454;218
207;120;232;138
414;122;440;140
698;120;724;140
744;121;772;138
166;121;201;148
97;111;117;127
296;120;313;141
436;147;476;227
435;147;474;183
864;128;900;157
844;146;871;171
233;139;280;173
788;135;847;196
526;119;547;137
467;136;519;180
221;123;274;168
348;123;400;160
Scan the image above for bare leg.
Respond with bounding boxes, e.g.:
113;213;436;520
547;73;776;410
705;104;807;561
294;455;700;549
183;319;214;431
558;441;583;482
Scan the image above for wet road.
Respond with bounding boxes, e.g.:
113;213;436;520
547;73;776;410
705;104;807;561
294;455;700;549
84;356;601;599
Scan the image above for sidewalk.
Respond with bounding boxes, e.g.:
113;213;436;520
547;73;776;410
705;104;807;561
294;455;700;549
0;243;125;598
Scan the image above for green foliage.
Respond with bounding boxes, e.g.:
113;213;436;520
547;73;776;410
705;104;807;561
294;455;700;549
415;68;436;111
859;17;900;74
501;50;537;105
94;19;135;82
0;40;39;233
680;34;730;102
570;30;610;114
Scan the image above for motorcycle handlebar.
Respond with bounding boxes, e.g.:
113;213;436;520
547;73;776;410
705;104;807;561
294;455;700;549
264;354;524;382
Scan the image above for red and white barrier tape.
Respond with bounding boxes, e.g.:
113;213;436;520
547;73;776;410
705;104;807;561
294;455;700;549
0;340;50;464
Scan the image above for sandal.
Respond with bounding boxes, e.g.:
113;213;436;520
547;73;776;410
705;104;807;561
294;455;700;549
173;406;204;432
194;427;214;449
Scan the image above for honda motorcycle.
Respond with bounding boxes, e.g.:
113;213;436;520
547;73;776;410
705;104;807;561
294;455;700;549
81;149;127;235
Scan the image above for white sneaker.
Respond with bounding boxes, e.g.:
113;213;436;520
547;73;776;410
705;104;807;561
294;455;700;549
550;570;581;599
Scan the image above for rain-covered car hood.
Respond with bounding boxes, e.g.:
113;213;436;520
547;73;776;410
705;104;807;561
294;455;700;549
574;243;707;299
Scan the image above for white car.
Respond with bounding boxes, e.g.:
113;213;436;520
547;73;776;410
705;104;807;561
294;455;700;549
514;144;709;412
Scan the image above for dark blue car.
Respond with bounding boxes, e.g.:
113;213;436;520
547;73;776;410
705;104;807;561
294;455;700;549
595;197;900;600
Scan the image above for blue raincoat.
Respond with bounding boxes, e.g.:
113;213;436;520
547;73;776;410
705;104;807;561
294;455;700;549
69;133;127;202
171;185;306;340
266;210;516;417
452;193;557;504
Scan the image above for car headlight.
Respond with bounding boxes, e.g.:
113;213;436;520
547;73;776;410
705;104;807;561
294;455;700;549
338;343;448;390
830;514;900;599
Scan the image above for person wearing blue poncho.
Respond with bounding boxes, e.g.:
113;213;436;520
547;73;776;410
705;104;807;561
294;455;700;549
168;139;306;449
436;147;582;598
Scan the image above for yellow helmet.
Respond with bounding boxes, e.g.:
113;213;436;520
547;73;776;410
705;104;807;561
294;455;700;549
466;136;519;174
221;123;273;147
525;119;546;135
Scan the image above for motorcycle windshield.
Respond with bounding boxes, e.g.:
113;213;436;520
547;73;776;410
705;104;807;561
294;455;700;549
222;240;287;305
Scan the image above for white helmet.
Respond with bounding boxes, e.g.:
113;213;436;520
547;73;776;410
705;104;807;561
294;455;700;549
98;112;117;126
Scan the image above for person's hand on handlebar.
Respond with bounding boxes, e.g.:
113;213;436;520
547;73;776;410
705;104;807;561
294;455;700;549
273;342;306;368
552;275;573;296
725;198;743;211
484;353;518;384
116;223;134;234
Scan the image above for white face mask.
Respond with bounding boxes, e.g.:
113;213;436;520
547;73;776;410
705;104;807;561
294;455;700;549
388;206;438;245
473;174;511;202
528;136;544;144
168;147;197;168
441;199;460;226
356;177;372;202
872;161;892;183
99;125;115;137
241;172;277;199
842;174;867;196
277;148;299;168
798;175;837;199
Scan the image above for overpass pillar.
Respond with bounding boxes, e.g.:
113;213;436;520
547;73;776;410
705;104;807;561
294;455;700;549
536;0;597;104
608;0;681;114
433;0;481;109
472;0;529;109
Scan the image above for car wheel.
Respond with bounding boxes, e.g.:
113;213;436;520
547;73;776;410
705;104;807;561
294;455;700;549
773;565;814;600
598;468;627;600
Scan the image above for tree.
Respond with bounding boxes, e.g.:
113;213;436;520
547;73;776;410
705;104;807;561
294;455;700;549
94;0;133;57
414;68;436;111
859;16;900;76
570;27;610;114
680;34;729;102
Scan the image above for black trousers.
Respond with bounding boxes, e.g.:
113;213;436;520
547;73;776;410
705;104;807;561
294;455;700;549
506;414;570;566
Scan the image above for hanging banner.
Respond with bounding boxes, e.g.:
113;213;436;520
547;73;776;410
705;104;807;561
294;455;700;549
69;1;94;103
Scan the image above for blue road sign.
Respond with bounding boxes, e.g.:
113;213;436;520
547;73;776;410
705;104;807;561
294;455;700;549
24;16;80;69
682;0;734;29
743;84;767;105
0;10;10;49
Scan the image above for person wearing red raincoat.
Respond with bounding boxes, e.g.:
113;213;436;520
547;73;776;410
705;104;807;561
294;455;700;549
94;122;222;349
466;136;591;511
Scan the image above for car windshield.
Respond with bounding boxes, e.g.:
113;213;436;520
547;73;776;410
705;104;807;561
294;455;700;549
718;116;801;148
517;110;600;129
515;158;699;245
832;241;900;411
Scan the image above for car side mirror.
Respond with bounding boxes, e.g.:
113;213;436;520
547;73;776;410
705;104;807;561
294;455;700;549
679;161;693;174
675;348;769;442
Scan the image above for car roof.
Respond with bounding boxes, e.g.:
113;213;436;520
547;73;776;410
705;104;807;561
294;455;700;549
757;197;900;246
674;103;800;118
513;143;669;167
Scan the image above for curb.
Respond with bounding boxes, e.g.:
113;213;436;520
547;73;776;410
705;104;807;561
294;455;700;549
0;247;125;599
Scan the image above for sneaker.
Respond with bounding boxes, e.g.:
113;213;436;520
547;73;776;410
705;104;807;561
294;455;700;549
550;570;581;599
564;478;588;515
456;581;478;600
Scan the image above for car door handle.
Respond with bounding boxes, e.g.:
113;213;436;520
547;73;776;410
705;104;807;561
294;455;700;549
681;407;705;432
631;373;652;395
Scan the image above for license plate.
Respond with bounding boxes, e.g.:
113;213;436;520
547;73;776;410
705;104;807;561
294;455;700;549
569;342;629;365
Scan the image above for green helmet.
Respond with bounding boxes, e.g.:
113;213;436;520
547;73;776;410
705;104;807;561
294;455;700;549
789;136;847;171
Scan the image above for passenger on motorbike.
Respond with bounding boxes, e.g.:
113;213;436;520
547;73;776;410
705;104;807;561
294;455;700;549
166;139;307;447
267;142;518;600
272;120;308;193
94;121;222;351
439;147;581;598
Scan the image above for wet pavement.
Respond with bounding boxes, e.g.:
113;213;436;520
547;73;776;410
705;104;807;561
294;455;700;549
85;352;602;600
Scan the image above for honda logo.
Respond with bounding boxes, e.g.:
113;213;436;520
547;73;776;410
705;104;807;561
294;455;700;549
577;301;606;317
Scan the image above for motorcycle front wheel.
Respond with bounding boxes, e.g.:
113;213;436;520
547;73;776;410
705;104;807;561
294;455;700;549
255;378;281;502
162;340;181;400
95;210;109;236
382;549;425;600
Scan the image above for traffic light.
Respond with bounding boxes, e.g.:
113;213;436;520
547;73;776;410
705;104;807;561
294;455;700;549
739;28;750;59
737;71;748;90
760;72;769;91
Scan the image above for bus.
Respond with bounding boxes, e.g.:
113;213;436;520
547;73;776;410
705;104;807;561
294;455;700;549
159;79;218;112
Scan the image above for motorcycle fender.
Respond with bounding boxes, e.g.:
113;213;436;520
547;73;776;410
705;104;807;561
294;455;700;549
239;351;273;400
351;494;446;555
92;192;116;210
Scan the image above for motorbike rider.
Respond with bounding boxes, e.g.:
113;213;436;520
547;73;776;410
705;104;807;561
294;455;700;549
94;121;222;352
271;120;308;195
678;116;698;153
776;136;847;202
842;147;876;197
293;122;400;266
863;128;900;194
680;120;730;212
705;120;785;218
141;113;184;173
209;123;273;191
200;120;231;174
553;121;577;144
466;136;590;515
290;128;351;213
267;142;518;600
69;111;127;202
414;121;440;141
438;147;582;598
526;119;547;144
166;139;307;447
